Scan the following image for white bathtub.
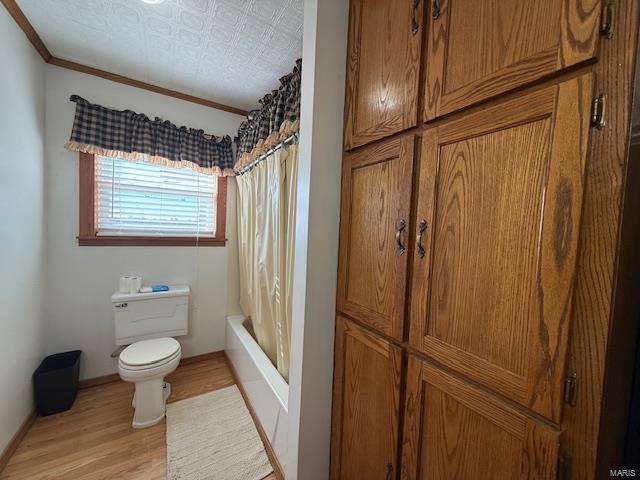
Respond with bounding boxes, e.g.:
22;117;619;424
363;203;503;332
225;315;289;471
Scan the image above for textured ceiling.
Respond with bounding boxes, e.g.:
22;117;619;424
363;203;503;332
16;0;304;111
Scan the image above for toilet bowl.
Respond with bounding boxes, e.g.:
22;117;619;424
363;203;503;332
118;337;181;428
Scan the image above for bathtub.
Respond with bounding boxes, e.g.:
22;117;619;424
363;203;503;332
225;315;288;471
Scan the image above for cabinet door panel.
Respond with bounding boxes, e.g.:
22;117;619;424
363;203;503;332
338;137;416;340
401;357;560;480
331;316;403;480
409;74;593;422
344;0;423;149
424;0;601;120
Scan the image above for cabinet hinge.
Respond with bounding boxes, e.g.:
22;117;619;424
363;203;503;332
563;373;577;406
591;95;606;130
557;453;571;480
600;1;614;39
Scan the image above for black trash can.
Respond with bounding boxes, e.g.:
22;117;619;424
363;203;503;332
33;350;82;416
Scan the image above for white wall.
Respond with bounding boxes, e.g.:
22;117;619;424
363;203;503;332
0;8;46;454
286;0;348;478
44;65;244;380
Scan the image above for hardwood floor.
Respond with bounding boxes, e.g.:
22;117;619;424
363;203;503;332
0;357;278;480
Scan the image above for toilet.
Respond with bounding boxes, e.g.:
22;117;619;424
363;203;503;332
111;285;190;428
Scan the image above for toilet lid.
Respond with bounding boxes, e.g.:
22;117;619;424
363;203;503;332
120;338;181;367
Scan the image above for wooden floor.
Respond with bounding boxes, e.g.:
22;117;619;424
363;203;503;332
0;356;278;480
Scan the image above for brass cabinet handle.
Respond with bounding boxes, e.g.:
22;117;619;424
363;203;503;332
396;220;407;255
416;219;428;258
432;0;441;19
411;0;421;35
386;463;393;480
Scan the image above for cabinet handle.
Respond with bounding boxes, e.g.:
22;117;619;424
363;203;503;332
386;463;393;480
416;220;428;258
432;0;441;19
411;0;421;35
396;220;407;255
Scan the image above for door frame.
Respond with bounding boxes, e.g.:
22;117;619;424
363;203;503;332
596;15;640;472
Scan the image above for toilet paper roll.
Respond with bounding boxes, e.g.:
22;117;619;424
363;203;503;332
119;276;143;294
119;276;132;293
130;276;142;294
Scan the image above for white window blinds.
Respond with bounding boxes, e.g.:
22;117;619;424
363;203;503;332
95;156;217;237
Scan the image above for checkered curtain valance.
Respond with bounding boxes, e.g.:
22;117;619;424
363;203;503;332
65;95;235;175
234;59;301;170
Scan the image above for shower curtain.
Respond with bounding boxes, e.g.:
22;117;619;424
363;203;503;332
236;144;298;381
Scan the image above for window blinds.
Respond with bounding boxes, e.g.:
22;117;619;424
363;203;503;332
95;156;217;237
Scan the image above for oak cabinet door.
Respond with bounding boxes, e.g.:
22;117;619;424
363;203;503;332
337;136;416;340
409;74;593;422
401;357;560;480
330;316;403;480
344;0;424;149
423;0;601;120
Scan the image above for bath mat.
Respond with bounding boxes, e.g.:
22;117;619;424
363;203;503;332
166;385;274;480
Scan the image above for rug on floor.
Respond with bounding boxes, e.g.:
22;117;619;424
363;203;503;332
166;385;274;480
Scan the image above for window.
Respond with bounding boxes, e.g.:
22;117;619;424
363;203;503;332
96;156;217;237
78;153;226;246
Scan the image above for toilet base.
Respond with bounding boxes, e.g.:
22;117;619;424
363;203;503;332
131;380;172;429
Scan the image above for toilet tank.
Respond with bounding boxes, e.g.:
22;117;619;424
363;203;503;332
111;285;189;345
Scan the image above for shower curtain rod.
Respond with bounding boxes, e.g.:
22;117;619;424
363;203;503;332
235;131;299;176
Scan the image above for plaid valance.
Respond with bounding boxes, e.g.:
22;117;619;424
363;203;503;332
65;95;235;175
234;59;301;168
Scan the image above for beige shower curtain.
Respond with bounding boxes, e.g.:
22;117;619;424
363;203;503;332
236;144;298;381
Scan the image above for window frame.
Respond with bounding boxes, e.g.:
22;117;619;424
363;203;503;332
77;152;227;246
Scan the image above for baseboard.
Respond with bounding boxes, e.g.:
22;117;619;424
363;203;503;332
0;410;36;474
78;350;225;389
78;373;121;389
224;352;285;480
179;350;225;367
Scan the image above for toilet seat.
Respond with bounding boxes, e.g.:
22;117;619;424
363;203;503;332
119;337;181;371
119;349;181;372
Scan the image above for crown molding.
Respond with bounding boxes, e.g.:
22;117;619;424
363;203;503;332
1;0;51;61
48;57;249;116
1;0;249;117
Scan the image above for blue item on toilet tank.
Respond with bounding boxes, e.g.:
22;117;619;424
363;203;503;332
138;285;170;293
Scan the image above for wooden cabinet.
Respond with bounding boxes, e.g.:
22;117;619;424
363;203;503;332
409;74;594;422
330;316;403;480
337;136;416;340
423;0;601;120
344;0;423;149
401;356;560;480
333;0;638;476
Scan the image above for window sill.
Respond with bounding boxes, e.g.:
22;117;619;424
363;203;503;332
77;236;227;247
